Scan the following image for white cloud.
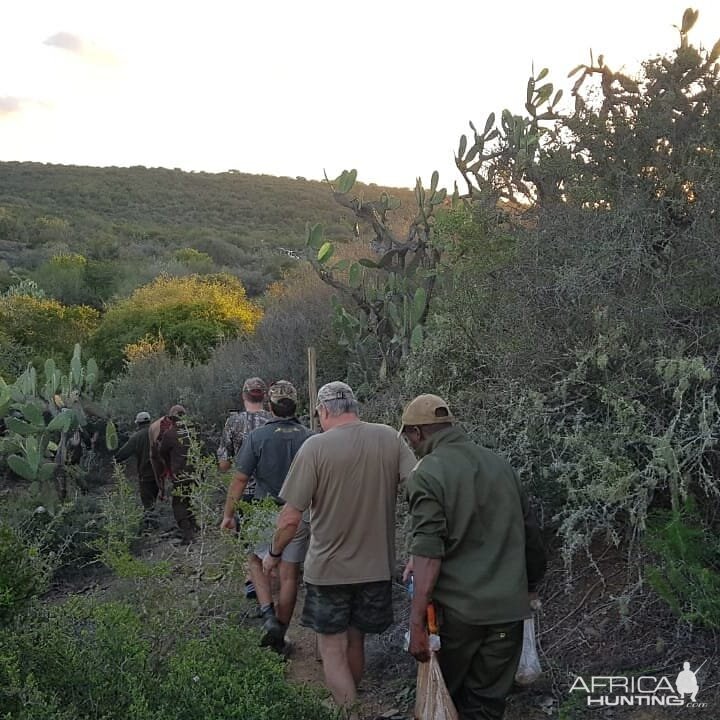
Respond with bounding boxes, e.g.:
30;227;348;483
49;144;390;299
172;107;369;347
0;97;26;116
43;31;118;65
43;31;84;54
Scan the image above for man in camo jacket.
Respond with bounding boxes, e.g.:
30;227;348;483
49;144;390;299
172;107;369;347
217;376;272;597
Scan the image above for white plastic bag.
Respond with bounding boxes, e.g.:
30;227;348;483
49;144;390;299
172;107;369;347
415;652;460;720
514;616;541;685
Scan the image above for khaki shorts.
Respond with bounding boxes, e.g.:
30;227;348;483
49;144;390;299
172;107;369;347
253;520;309;564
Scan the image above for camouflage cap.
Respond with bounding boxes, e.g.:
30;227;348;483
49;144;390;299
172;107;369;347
134;411;151;424
168;404;186;418
269;380;297;402
242;377;267;398
316;381;355;404
400;394;454;431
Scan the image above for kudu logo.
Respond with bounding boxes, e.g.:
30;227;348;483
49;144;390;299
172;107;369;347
569;660;708;709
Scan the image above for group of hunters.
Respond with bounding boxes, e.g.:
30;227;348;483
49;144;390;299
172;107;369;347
115;376;547;720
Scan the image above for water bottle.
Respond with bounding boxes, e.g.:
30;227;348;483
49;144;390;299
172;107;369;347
403;573;414;651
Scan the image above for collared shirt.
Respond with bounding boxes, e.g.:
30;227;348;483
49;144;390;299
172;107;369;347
407;426;546;624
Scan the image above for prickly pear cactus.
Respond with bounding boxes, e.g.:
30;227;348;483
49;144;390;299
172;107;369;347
0;344;114;511
307;170;446;390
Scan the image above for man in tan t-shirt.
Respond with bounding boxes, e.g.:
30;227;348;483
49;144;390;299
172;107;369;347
262;381;416;711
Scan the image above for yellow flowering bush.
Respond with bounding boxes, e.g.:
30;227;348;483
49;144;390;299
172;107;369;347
50;253;87;269
123;274;260;327
0;294;99;370
91;274;262;374
123;334;166;363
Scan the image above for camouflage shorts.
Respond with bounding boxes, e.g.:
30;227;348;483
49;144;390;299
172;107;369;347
300;581;393;635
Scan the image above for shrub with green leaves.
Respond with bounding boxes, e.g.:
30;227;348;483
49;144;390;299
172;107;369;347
155;624;333;720
0;523;46;625
0;490;107;576
403;13;720;570
93;466;171;579
646;501;720;629
0;598;334;720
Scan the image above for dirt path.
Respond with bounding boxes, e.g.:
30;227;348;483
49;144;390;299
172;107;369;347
284;591;409;719
125;507;557;720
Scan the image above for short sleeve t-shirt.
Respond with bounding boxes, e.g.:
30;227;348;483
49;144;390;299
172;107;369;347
234;417;313;501
279;420;417;585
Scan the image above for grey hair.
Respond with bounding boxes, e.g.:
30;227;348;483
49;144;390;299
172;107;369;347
320;397;360;417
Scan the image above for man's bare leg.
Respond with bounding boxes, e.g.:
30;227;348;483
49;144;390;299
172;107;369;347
318;631;357;706
277;560;300;626
248;554;272;608
347;627;365;686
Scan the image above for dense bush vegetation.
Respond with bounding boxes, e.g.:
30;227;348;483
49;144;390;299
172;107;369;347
646;501;720;629
0;598;334;720
103;263;343;431
89;273;262;374
0;467;334;720
0;289;99;374
0;523;46;625
402;16;720;579
0;163;416;301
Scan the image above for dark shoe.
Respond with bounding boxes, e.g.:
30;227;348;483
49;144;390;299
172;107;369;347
142;510;159;529
245;580;257;600
265;637;291;657
277;637;293;658
179;531;196;545
260;612;285;649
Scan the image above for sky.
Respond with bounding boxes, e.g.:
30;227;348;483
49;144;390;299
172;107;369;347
2;1;720;189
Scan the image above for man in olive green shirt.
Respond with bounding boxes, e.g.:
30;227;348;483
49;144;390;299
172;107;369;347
400;394;546;720
114;411;157;511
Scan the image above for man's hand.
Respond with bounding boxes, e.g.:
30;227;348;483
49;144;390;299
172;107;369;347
529;591;541;611
402;558;414;583
220;515;237;531
408;621;430;663
262;553;280;575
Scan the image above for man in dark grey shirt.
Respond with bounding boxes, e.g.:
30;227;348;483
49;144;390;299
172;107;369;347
221;381;312;651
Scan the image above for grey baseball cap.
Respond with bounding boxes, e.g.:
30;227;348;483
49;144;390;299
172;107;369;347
134;411;151;424
316;381;355;404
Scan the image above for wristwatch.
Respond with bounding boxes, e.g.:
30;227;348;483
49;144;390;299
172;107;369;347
269;548;282;558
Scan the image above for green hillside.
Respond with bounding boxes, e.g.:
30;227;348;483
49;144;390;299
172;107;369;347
0;162;415;299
